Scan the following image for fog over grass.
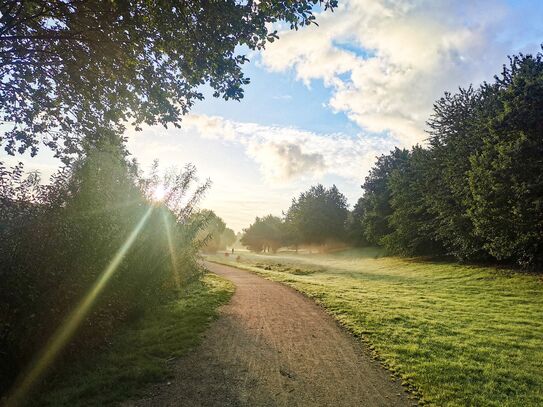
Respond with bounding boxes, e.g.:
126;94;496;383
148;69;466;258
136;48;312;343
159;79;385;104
210;250;543;406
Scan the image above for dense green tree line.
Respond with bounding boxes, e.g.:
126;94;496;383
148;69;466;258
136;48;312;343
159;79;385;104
241;184;349;252
241;214;285;253
241;50;542;268
354;51;543;267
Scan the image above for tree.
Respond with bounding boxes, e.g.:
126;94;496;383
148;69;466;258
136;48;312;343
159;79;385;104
468;52;543;267
383;146;444;256
424;85;497;261
0;0;337;158
285;184;348;246
344;197;368;247
351;47;543;267
195;209;227;253
0;143;209;394
358;148;409;245
241;215;285;253
220;227;237;249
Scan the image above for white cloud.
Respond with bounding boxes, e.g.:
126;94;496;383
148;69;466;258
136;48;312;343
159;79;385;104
248;141;326;180
182;114;394;183
126;115;390;230
260;0;538;145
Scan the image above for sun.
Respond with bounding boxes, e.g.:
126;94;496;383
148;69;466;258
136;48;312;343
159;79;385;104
152;184;167;202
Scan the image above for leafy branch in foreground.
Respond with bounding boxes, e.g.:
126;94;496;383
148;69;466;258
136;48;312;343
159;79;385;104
0;0;337;158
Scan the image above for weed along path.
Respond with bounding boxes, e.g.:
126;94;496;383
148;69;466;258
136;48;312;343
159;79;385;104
127;262;413;407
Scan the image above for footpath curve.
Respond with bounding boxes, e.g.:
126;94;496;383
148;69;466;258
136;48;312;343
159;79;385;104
127;261;413;407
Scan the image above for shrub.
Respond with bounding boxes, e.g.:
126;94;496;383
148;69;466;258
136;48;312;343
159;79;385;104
0;142;208;394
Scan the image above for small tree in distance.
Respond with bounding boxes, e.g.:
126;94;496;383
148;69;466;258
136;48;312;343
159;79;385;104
284;184;349;248
194;210;236;253
221;227;237;250
241;215;285;253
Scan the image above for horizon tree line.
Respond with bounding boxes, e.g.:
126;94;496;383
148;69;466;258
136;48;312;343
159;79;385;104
241;49;543;268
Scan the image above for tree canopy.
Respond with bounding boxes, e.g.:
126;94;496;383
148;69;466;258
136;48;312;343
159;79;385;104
241;214;285;253
0;142;209;394
351;49;543;267
195;209;236;253
358;148;409;246
0;0;337;158
284;184;348;246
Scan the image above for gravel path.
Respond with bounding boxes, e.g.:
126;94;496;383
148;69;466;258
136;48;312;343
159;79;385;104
126;261;413;407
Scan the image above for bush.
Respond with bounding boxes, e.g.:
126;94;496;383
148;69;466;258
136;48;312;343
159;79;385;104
0;142;208;395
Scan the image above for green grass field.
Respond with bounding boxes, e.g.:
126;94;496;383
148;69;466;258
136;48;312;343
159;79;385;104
36;273;234;406
209;249;543;406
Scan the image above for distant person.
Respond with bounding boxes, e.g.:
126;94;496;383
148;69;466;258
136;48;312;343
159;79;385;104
231;248;234;254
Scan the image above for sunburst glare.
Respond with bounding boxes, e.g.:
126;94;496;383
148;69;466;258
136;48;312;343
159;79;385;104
152;184;167;202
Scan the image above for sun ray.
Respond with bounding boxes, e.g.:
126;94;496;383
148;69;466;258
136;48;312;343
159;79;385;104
162;210;180;290
6;206;155;406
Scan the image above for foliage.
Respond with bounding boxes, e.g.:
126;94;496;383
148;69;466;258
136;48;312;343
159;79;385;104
194;210;236;253
358;148;409;246
423;85;496;260
383;146;444;256
241;214;285;253
195;209;226;253
284;184;348;246
239;184;354;252
212;250;543;406
354;48;543;267
0;0;337;158
468;52;543;266
344;198;368;247
221;227;237;249
0;142;208;395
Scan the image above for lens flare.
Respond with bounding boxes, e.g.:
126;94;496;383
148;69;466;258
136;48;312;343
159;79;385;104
152;184;167;202
6;206;154;406
162;210;180;289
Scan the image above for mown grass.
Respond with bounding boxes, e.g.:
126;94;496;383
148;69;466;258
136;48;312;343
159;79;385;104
35;273;234;406
210;249;543;406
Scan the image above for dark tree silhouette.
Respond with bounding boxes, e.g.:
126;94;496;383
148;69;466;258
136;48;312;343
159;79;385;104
0;0;337;158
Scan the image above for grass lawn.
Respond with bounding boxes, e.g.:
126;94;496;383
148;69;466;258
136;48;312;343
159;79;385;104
209;249;543;406
36;273;234;406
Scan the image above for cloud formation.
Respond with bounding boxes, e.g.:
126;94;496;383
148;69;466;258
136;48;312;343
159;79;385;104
260;0;540;145
183;114;394;182
248;141;326;180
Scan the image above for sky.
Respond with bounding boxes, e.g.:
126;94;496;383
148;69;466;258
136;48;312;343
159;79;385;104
2;0;543;232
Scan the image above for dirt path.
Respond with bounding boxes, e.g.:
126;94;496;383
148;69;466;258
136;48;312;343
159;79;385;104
126;262;413;407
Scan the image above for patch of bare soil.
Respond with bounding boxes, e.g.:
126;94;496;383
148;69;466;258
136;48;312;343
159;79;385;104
125;262;414;407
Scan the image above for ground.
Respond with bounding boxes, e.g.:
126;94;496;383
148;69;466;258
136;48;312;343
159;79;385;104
36;274;234;406
209;249;543;406
126;261;413;407
35;249;543;406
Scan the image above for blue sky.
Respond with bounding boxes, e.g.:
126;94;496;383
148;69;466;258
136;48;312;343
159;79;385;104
193;62;359;136
3;0;543;232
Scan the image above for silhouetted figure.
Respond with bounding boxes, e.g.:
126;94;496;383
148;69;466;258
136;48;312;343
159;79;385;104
231;248;234;254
